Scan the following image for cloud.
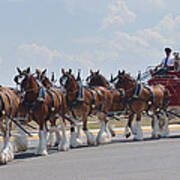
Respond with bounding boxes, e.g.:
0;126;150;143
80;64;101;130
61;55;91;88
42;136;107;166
18;43;65;64
73;13;180;76
102;0;136;28
17;43;94;77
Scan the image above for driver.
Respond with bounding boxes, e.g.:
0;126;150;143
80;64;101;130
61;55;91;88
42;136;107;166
151;47;174;76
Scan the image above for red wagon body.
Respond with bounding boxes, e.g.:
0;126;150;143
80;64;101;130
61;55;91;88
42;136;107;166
148;71;180;106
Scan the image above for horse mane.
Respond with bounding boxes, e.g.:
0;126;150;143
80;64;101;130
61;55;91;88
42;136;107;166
124;73;135;82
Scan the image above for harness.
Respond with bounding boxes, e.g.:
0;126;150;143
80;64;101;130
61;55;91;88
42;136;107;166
85;87;97;115
23;85;53;122
65;85;104;119
0;89;13;118
127;83;154;113
117;88;126;110
65;88;83;119
0;93;5;117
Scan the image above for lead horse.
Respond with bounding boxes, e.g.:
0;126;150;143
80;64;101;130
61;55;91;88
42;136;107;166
111;70;170;140
14;67;70;155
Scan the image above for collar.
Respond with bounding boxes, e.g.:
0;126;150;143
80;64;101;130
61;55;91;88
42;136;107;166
133;83;142;98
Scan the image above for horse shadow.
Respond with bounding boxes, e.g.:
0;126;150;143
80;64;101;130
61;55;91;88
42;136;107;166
14;134;180;160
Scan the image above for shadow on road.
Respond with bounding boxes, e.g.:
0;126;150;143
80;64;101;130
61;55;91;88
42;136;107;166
14;134;180;161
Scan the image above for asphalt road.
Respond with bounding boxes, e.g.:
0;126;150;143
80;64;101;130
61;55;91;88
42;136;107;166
1;130;180;180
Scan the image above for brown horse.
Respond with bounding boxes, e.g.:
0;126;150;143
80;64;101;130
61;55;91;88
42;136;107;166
111;70;170;140
35;69;83;148
0;86;22;164
34;69;70;147
86;70;126;136
14;67;70;155
60;69;115;145
86;70;110;88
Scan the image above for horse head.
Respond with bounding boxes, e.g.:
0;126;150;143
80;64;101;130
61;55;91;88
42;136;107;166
59;68;78;92
86;70;110;87
35;69;54;88
111;70;135;89
14;67;39;94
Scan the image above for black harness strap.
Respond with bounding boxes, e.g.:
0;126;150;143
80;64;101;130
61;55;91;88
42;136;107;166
4;91;13;116
46;90;55;109
50;88;62;112
93;88;102;111
0;93;5;117
117;88;126;110
84;87;96;115
133;83;142;97
145;86;154;104
144;86;154;113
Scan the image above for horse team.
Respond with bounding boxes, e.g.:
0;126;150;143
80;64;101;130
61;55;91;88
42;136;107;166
0;67;170;165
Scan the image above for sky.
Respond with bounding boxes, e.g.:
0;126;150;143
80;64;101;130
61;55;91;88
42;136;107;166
0;0;180;86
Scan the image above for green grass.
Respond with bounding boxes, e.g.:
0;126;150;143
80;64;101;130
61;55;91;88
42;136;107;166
12;114;180;132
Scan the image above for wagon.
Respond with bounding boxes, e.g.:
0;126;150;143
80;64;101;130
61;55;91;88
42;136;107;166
141;67;180;124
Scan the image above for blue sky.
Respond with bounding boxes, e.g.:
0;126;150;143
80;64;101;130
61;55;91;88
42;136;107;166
0;0;180;86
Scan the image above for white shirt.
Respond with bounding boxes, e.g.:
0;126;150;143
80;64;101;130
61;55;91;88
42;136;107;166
161;56;174;67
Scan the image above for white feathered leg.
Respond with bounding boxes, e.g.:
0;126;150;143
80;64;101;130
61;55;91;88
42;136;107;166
76;124;83;145
96;121;111;144
85;130;96;145
54;127;61;146
107;123;116;137
13;126;28;152
0;122;14;164
47;126;55;147
36;128;48;156
134;121;143;140
70;125;83;148
47;126;61;147
105;122;112;140
160;112;169;137
58;120;69;151
124;123;131;138
151;115;159;138
96;121;106;144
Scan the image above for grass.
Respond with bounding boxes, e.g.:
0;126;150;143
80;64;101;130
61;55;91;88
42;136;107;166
12;112;180;133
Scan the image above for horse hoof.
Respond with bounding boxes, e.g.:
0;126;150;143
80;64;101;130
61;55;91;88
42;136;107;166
36;150;48;156
54;142;59;147
125;132;131;138
111;132;116;137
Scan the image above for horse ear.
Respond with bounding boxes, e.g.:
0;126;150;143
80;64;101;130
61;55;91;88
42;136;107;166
77;70;81;81
69;69;72;74
42;69;47;76
26;67;30;74
61;68;65;74
51;72;55;82
137;71;141;80
110;74;114;82
90;69;93;74
17;67;22;75
122;70;125;75
97;70;100;74
118;70;121;75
